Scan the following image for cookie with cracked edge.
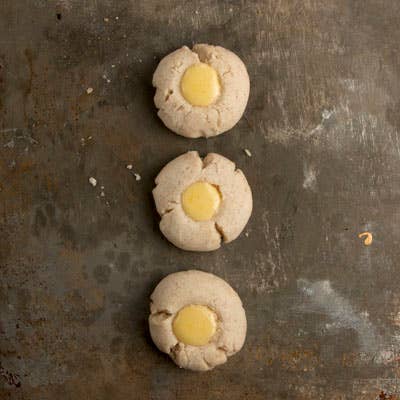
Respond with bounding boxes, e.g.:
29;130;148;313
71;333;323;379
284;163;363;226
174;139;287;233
149;270;247;371
152;151;253;252
153;44;250;138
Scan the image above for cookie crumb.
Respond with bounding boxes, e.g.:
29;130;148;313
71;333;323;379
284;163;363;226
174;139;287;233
244;148;252;157
104;17;109;22
134;173;141;181
89;177;97;187
358;232;373;246
100;191;105;197
126;164;133;170
86;87;94;94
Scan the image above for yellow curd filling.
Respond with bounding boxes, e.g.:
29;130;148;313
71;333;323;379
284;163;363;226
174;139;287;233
181;181;221;221
172;305;217;346
180;63;220;106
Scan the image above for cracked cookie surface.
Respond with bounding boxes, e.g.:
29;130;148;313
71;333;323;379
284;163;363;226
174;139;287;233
149;270;247;371
153;44;250;138
152;151;253;252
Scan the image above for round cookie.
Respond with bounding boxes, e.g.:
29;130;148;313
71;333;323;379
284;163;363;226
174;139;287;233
153;44;250;138
153;151;252;252
149;270;247;371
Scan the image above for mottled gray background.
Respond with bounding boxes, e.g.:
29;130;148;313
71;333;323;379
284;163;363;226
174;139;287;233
1;1;400;399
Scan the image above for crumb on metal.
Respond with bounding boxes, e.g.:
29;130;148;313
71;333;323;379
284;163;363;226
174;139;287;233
358;231;373;246
244;148;252;157
126;164;133;170
104;17;109;22
134;173;141;181
86;87;94;94
89;177;97;187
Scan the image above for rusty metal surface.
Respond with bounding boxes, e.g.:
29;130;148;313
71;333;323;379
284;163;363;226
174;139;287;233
1;0;400;398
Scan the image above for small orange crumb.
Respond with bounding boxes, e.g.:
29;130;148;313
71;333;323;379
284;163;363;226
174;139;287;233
358;232;372;246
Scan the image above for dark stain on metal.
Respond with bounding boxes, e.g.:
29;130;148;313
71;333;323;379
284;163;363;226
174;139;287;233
0;363;21;389
23;49;35;120
379;391;398;400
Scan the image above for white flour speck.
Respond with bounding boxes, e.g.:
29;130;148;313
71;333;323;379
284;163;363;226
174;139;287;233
322;109;333;120
89;177;97;187
297;279;385;359
303;164;317;191
0;128;18;134
3;140;15;148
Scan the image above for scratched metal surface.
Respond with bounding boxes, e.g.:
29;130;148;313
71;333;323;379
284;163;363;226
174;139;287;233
1;0;400;399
